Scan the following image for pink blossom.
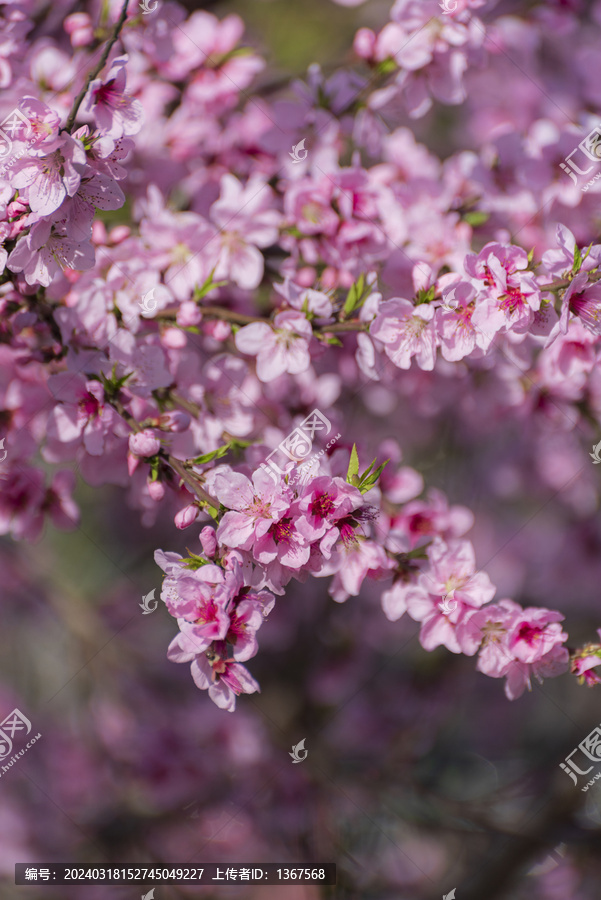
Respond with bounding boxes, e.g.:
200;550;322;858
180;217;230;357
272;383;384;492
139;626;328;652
406;539;496;653
64;13;94;48
8;221;95;287
210;174;281;290
214;469;291;549
83;56;144;138
284;177;340;237
370;298;437;370
46;373;114;456
190;654;260;712
507;606;568;664
11;132;85;216
235;310;313;381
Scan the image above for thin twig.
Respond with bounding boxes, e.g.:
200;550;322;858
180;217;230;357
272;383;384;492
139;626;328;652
64;0;130;133
109;396;220;510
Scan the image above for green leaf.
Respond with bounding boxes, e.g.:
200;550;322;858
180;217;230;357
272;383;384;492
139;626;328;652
415;286;436;306
324;335;343;347
358;459;389;493
377;58;398;75
463;211;490;227
189;445;231;465
98;363;134;396
188;439;252;466
346;444;360;484
573;244;583;274
148;456;161;482
193;269;228;301
343;273;366;317
181;550;211;570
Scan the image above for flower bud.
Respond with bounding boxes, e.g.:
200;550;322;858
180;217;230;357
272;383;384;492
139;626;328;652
176;301;202;327
175;504;199;529
203;320;231;341
199;525;217;556
162;327;187;349
354;27;376;60
147;478;166;502
129;429;161;457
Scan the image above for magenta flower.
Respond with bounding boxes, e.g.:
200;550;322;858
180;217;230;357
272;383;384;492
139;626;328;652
46;373;114;457
235;310;313;381
253;517;311;569
507;606;568;664
437;281;491;360
295;476;363;545
542;225;601;278
190;654;260;712
83;56;144;138
226;597;269;662
0;465;45;541
214;469;291;549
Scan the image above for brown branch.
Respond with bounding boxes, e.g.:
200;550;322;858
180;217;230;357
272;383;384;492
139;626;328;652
109;396;220;511
64;0;130;133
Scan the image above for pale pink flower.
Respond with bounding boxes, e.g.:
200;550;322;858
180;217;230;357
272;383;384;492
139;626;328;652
370;298;437;370
7;221;95;287
406;539;496;653
210;174;280;290
11;132;85;216
235;310;312;381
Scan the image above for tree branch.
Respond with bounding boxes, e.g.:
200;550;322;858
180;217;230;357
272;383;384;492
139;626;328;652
64;0;130;133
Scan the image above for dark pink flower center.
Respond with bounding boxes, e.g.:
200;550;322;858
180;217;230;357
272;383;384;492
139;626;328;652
339;520;359;549
94;80;120;107
516;622;543;645
79;391;101;419
196;599;219;625
310;491;335;520
273;519;293;544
